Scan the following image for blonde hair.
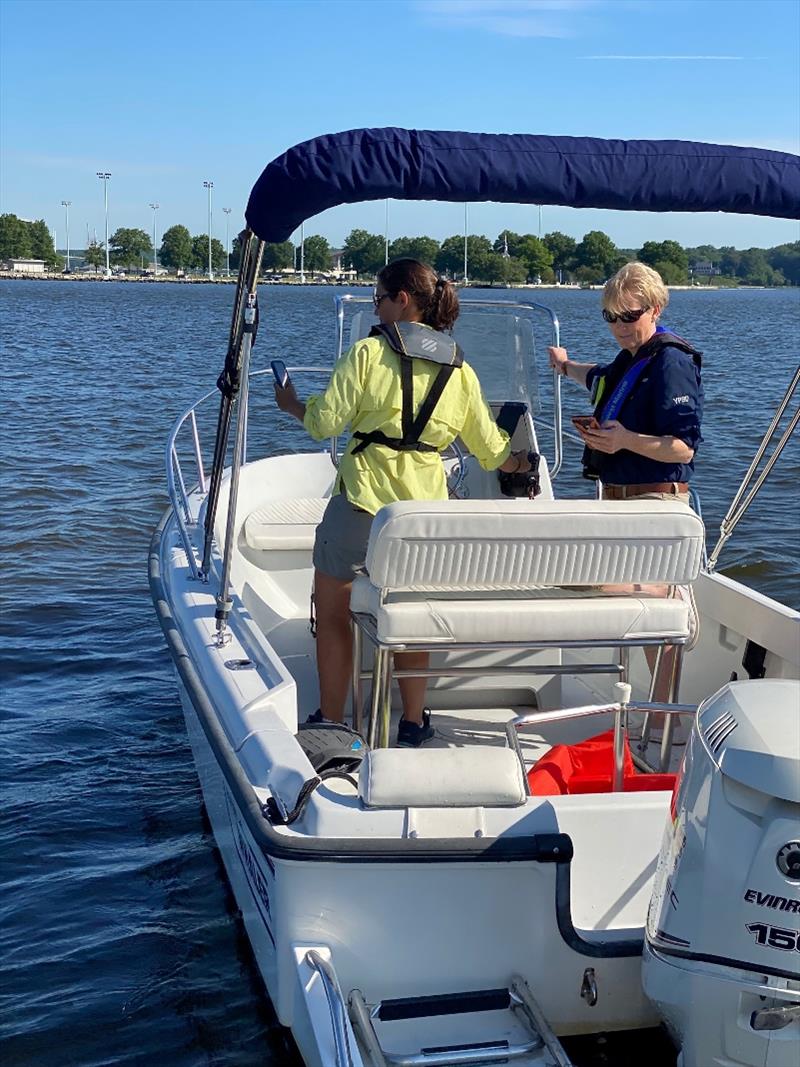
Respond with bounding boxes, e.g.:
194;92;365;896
603;262;669;316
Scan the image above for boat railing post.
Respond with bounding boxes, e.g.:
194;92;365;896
612;679;632;793
215;292;257;645
189;409;207;494
708;365;799;571
305;950;355;1067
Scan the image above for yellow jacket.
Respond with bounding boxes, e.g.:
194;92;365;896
303;332;511;515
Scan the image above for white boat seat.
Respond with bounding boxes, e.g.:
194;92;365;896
350;499;704;745
361;499;704;593
243;497;327;550
359;747;527;808
350;583;690;644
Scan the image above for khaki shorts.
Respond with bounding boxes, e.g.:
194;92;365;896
312;492;375;582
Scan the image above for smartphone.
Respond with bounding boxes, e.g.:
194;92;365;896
571;415;600;431
270;359;289;388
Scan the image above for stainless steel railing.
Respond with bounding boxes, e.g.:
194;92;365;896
506;693;697;794
305;950;355;1067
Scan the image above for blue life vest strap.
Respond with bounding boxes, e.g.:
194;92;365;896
594;331;702;422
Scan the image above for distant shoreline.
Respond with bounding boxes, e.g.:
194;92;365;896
0;271;787;292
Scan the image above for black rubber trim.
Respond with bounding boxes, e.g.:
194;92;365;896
555;862;644;958
150;509;571;866
379;988;510;1021
647;936;800;983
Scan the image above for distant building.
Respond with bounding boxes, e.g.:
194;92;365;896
3;257;47;273
691;260;720;277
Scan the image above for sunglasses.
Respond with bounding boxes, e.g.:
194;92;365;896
602;306;650;324
373;291;391;309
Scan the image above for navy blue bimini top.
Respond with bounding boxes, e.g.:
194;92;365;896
585;332;704;485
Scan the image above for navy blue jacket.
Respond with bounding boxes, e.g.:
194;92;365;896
585;331;703;485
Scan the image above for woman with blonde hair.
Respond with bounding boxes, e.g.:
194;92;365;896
548;261;703;501
548;261;703;703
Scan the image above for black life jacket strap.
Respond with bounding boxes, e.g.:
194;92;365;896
351;324;459;456
351;357;455;455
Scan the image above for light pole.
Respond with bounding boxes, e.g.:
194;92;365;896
61;200;71;272
97;172;111;276
463;203;469;285
384;199;389;265
149;202;159;272
222;207;231;275
203;180;214;279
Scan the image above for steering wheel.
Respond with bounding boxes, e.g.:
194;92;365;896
441;439;467;497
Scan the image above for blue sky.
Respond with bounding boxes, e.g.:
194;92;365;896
2;0;798;251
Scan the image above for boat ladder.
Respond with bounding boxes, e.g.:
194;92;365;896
347;976;573;1067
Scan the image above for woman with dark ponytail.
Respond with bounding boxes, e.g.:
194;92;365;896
275;258;531;746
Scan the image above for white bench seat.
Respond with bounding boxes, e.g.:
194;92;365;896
243;497;327;551
350;582;689;645
350;499;705;746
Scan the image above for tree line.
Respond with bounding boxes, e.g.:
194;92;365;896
1;212;798;286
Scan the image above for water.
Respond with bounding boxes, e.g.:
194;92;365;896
1;280;798;1066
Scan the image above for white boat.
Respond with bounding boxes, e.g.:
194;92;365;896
150;129;800;1066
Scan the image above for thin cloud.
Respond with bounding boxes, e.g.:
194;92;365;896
415;0;600;38
582;54;749;60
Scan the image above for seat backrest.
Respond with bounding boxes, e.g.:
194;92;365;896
364;499;705;592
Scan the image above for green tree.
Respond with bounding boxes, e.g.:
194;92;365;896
480;253;528;286
639;240;688;281
718;247;741;277
435;234;493;278
342;228;385;275
190;234;226;272
768;241;800;285
0;213;33;258
736;248;782;286
159;225;193;270
109;227;153;269
543;231;577;279
302;234;332;272
513;235;553;281
261;241;294;271
84;241;105;273
652;259;688;286
28;219;59;267
388;236;441;265
229;234;242;272
574;230;621;281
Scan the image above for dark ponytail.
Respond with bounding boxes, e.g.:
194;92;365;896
377;258;460;331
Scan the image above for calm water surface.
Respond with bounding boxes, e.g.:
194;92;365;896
2;281;798;1066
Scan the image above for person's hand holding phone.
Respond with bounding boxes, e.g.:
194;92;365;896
571;415;600;434
271;360;304;420
574;417;630;454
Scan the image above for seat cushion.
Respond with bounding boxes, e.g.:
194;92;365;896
351;576;690;644
243;497;327;550
359;747;527;808
364;498;705;591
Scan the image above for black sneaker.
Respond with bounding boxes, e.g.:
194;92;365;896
396;710;434;748
306;709;329;724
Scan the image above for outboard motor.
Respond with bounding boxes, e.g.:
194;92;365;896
642;679;800;1066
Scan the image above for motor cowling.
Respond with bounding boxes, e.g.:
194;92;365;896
642;679;800;1067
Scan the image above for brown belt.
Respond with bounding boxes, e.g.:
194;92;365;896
602;482;689;500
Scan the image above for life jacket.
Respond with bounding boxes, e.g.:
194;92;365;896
590;330;702;416
351;322;464;455
583;330;702;479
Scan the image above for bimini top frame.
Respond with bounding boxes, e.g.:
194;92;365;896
246;127;800;242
